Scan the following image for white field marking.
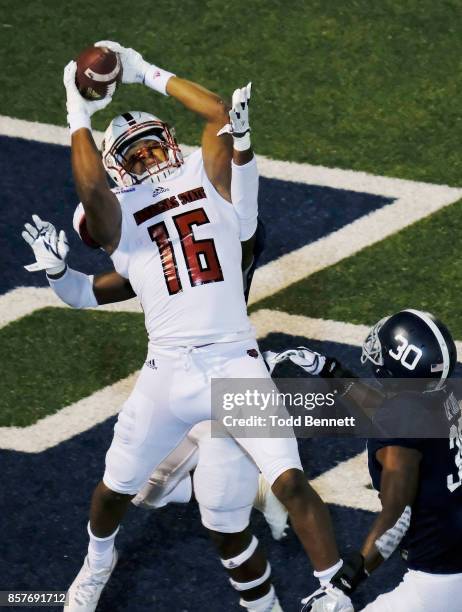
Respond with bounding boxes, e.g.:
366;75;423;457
1;307;462;453
0;308;287;452
0;286;142;329
311;451;381;513
0;305;423;513
2;114;462;306
248;178;462;304
251;309;370;347
250;309;462;358
0;308;366;453
0;373;138;453
0;115;196;154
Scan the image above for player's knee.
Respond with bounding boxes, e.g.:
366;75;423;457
207;528;251;559
271;468;310;509
94;481;133;506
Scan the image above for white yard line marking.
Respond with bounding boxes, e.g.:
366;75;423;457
0;114;195;154
251;309;370;346
0;286;142;330
250;309;462;356
248;184;462;304
0;304;433;512
0;309;360;452
2;114;461;308
1;307;462;452
311;451;381;513
0;373;138;453
0;116;73;147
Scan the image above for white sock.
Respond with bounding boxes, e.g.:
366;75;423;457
314;558;343;586
240;585;278;611
87;523;119;571
156;475;193;508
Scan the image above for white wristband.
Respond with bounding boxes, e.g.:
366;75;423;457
67;111;91;135
46;261;67;275
143;65;176;96
314;559;343;586
233;132;251;151
48;267;98;309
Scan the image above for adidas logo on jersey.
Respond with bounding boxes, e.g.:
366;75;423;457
152;186;169;198
145;358;158;370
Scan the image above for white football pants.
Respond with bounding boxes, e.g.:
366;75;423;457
361;569;462;611
104;338;302;497
132;421;261;532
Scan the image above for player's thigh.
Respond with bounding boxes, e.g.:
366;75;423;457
104;364;191;495
234;434;302;486
193;429;259;533
222;343;302;484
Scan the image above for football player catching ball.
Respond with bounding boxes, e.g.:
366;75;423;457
24;41;350;611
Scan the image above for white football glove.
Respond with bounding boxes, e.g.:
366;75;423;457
288;347;326;375
263;347;325;376
301;585;354;612
22;215;69;274
217;82;252;149
63;61;113;133
94;41;151;84
263;349;296;375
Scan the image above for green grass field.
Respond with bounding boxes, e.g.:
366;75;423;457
0;308;145;426
253;198;462;337
1;0;462;184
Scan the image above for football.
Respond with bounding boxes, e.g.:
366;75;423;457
75;45;122;100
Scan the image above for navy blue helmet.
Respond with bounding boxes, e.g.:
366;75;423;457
361;309;457;391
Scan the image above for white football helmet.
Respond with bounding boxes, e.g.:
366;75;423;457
101;111;184;186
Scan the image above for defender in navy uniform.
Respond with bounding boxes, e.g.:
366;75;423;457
272;309;462;611
357;310;462;611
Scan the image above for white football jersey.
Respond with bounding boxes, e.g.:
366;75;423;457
110;150;254;346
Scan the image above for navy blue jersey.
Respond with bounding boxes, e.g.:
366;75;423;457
367;386;462;573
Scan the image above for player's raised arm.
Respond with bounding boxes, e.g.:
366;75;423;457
223;85;259;270
63;61;121;254
172;76;233;199
22;216;135;306
94;41;237;201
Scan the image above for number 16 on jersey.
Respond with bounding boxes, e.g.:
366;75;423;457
148;207;224;295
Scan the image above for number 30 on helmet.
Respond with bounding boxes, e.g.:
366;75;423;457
361;309;457;391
